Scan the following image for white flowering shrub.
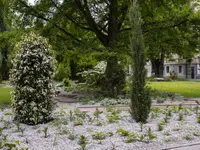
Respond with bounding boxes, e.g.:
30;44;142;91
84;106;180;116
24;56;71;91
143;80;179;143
10;32;55;125
77;61;107;87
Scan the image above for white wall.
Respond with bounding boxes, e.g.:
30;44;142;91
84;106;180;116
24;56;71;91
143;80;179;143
128;61;152;77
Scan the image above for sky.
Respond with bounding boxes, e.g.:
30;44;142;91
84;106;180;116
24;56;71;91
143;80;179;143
28;0;35;5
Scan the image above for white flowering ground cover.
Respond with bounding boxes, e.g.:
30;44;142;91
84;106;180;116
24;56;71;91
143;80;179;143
1;106;200;150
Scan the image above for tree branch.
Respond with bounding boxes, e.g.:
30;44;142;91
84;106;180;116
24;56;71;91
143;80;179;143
117;3;128;31
50;0;91;31
119;18;189;34
75;0;108;46
107;0;118;46
143;18;189;34
18;0;81;42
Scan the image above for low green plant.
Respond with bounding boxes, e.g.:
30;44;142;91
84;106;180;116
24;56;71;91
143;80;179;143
149;112;158;119
139;134;146;141
125;132;137;143
172;106;178;113
194;106;199;115
167;109;172;117
163;131;170;136
178;104;183;111
107;131;113;137
93;108;103;119
73;118;83;126
193;131;200;136
139;122;144;132
147;127;156;141
173;125;180;131
51;118;68;127
197;116;200;123
73;109;86;119
164;137;171;142
43;127;48;138
183;108;190;115
113;113;119;121
19;127;25;137
106;114;118;123
3;121;9;129
4;143;17;150
14;140;20;146
117;128;130;137
0;140;2;149
178;112;183;121
3;134;8;142
92;118;104;126
0;127;3;136
157;122;165;131
106;106;113;112
59;127;69;135
59;109;67;116
69;110;73;121
15;122;20;131
111;109;121;115
151;107;161;113
183;134;194;140
68;133;76;140
62;78;70;87
167;92;175;101
79;135;87;150
163;114;169;123
91;131;106;140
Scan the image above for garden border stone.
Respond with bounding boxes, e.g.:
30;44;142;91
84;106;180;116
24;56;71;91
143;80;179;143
162;142;200;150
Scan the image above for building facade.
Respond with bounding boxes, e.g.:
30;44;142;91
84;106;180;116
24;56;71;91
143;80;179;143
128;55;200;79
163;55;200;79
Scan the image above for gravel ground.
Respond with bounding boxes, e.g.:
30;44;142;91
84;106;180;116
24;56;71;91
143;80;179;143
1;107;200;150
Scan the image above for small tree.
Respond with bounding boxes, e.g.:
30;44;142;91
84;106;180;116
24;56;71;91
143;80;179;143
129;0;152;123
10;32;55;125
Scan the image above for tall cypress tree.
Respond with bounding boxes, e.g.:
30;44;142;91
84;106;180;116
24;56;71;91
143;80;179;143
129;0;151;123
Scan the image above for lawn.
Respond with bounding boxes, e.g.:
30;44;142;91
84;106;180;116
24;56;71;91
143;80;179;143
0;86;12;106
149;81;200;98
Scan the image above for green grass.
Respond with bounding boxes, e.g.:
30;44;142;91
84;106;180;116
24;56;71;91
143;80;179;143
149;81;200;98
0;86;12;106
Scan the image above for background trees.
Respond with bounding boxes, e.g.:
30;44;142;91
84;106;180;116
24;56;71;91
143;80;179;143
140;0;200;77
9;0;131;97
1;0;199;95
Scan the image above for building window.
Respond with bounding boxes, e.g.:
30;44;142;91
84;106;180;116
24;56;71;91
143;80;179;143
179;66;182;73
166;66;169;73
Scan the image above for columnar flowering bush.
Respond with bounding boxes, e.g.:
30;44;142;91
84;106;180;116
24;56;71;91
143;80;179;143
10;32;55;125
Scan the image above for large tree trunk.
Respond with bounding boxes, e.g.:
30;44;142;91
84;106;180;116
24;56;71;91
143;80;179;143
151;53;164;77
0;3;7;83
74;0;126;97
103;56;125;97
103;0;126;97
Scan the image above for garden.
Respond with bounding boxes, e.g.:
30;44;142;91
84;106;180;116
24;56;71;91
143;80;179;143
1;106;200;150
0;0;200;150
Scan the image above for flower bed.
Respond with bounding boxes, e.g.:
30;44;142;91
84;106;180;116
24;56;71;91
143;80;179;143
1;106;200;150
